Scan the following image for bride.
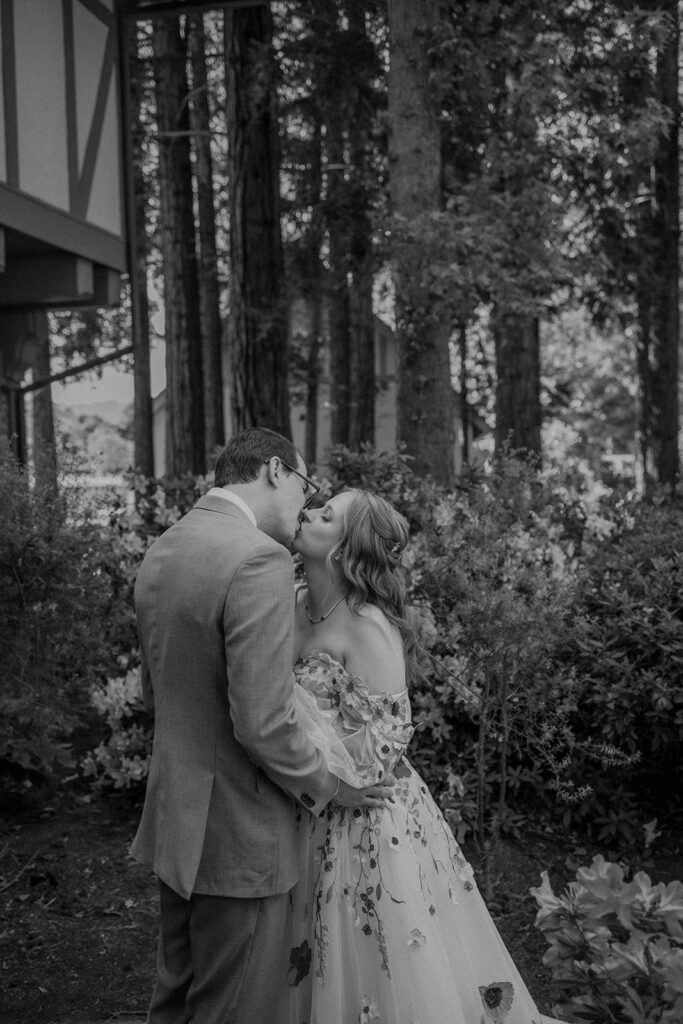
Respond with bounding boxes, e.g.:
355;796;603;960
287;488;562;1024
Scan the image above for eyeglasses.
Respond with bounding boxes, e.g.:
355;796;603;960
264;458;321;509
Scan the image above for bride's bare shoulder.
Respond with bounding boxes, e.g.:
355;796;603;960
344;603;406;694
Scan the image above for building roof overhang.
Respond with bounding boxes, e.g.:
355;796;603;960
117;0;267;16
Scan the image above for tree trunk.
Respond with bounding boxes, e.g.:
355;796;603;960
636;295;654;491
224;5;290;436
651;3;679;493
304;117;324;469
387;0;455;485
348;262;374;450
347;3;375;451
124;18;154;477
458;323;469;465
326;121;351;447
31;313;57;491
188;14;225;463
152;16;205;477
493;313;542;456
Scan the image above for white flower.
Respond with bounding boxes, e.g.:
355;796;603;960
359;995;380;1023
406;928;426;949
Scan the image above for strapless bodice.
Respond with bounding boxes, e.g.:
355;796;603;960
293;651;413;782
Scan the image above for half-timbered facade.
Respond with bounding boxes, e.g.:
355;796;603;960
0;0;126;455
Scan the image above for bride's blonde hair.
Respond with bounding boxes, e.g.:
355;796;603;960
329;489;425;687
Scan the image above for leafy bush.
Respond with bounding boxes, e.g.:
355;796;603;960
72;447;683;850
0;454;117;782
555;497;683;840
76;472;204;791
326;445;683;850
532;855;683;1023
81;667;152;791
327;446;582;853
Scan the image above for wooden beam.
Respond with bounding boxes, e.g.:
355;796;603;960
10;344;135;394
0;255;94;306
93;265;123;306
121;0;267;18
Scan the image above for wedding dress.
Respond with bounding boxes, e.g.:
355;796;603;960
286;652;563;1024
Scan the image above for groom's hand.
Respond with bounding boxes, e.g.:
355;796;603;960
333;774;396;810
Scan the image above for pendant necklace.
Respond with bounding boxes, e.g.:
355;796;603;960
306;593;346;625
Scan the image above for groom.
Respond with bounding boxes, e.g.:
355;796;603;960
131;428;392;1024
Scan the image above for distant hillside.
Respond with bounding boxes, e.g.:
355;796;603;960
53;399;131;426
54;401;133;473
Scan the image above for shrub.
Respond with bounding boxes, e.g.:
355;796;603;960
81;666;152;791
0;454;117;782
76;472;206;792
326;445;683;850
328;446;582;852
532;855;683;1023
554;497;683;839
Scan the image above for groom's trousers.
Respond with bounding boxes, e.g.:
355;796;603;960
148;880;290;1024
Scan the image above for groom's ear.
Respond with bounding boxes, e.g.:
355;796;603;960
262;456;282;490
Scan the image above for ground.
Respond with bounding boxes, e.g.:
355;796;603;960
0;789;680;1024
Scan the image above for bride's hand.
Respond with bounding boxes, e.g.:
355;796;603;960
333;774;396;810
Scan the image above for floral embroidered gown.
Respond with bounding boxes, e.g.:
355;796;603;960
287;652;562;1024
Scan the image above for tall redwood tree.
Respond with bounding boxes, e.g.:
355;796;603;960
224;4;290;436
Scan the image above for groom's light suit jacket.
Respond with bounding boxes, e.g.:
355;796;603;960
130;493;337;901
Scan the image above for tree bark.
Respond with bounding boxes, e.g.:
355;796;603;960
188;14;225;463
458;323;469;465
304;116;324;469
31;313;57;491
651;3;679;493
326;121;351;447
347;3;375;450
152;16;205;477
387;0;455;485
493;312;541;456
124;18;154;477
224;5;290;436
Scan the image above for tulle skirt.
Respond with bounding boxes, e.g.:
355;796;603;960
286;758;562;1024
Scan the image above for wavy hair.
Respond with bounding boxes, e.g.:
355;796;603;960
329;489;425;687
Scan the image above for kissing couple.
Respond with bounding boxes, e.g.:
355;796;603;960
131;427;564;1024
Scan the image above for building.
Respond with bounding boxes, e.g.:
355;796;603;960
0;0;127;458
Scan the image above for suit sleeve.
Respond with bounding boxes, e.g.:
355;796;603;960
223;543;338;815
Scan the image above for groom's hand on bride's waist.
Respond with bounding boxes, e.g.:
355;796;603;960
332;774;397;810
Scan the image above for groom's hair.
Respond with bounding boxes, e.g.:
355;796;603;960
214;427;300;486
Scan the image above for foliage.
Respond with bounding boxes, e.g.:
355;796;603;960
327;447;580;850
532;855;683;1023
326;445;683;853
0;455;119;783
81;667;152;791
554;496;683;842
56;447;681;855
76;472;205;790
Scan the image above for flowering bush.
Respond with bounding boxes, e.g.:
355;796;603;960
0;454;120;785
76;472;203;791
326;446;683;850
81;666;152;791
50;444;681;842
532;855;683;1023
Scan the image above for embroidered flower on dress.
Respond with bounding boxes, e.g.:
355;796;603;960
459;861;476;891
478;982;514;1021
406;928;427;949
359;995;381;1023
287;939;312;986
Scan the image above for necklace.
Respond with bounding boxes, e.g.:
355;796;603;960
306;593;346;624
